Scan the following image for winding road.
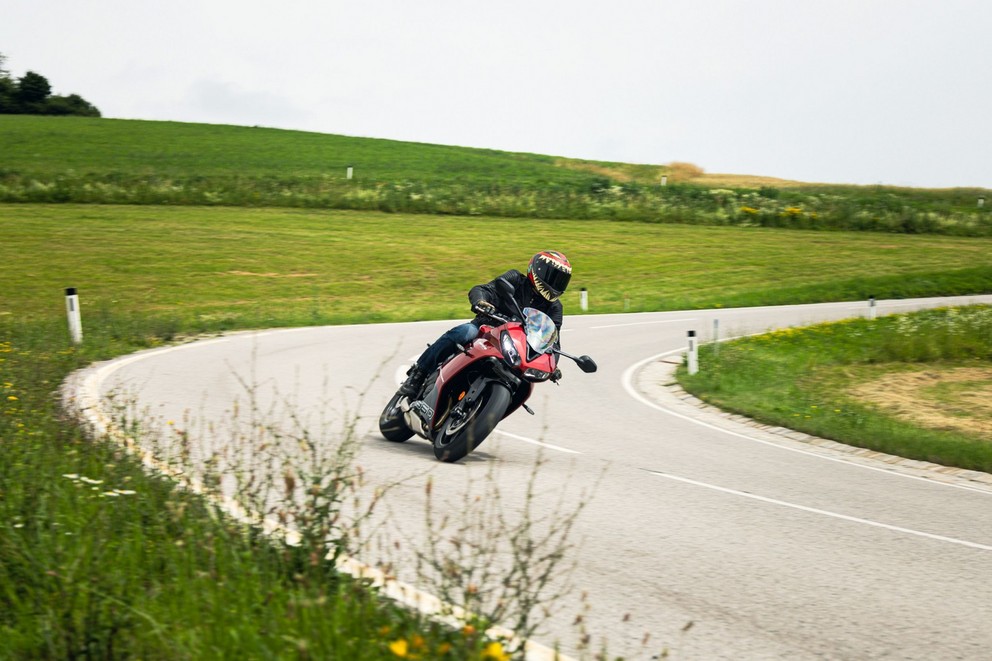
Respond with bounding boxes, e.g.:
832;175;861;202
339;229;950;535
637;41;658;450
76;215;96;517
68;295;992;659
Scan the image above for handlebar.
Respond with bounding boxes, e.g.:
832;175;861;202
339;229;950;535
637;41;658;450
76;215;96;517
472;304;513;325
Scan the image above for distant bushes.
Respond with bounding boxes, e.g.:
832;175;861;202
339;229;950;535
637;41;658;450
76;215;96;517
0;54;100;117
2;171;990;237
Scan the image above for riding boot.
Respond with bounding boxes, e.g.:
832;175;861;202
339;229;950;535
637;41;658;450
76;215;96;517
398;365;427;397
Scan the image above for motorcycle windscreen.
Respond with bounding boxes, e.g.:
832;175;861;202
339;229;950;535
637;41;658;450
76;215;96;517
522;307;558;354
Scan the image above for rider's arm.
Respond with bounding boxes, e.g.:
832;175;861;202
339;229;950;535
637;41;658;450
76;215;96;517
468;269;521;311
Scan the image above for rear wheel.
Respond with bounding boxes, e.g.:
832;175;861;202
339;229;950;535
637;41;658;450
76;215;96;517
433;382;511;462
379;392;414;442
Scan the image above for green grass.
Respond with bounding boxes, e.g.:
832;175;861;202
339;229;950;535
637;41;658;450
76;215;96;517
677;307;992;472
3;204;992;330
0;115;597;184
2;116;990;235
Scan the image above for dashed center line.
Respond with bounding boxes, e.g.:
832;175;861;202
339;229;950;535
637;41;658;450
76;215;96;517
649;470;992;552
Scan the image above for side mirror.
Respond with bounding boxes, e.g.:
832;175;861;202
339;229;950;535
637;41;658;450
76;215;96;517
576;355;597;373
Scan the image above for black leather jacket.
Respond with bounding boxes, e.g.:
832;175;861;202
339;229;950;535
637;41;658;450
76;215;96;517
468;269;564;331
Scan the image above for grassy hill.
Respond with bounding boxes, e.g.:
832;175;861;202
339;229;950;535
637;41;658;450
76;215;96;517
1;115;990;235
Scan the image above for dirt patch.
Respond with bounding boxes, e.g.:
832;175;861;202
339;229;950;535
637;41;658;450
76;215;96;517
852;367;992;439
227;271;317;278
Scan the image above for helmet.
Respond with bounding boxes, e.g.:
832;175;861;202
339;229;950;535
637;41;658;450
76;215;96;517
527;250;572;302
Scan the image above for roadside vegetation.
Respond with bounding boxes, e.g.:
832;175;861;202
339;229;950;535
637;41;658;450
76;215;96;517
2;116;990;236
677;306;992;472
3;116;992;657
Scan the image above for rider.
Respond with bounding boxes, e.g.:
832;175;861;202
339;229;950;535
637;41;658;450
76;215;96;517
398;250;573;396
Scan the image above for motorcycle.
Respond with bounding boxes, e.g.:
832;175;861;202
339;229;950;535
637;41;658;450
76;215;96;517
378;278;597;462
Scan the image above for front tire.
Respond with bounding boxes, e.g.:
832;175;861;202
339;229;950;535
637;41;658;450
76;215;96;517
433;382;511;462
379;392;414;442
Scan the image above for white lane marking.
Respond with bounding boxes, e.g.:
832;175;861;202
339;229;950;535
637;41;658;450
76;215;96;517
621;350;992;496
497;430;582;454
590;318;697;330
649;470;992;552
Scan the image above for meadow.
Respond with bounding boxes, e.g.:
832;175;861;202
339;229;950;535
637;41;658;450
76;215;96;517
677;306;992;472
2;116;990;235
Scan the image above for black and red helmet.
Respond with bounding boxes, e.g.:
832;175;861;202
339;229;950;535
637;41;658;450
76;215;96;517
527;250;572;302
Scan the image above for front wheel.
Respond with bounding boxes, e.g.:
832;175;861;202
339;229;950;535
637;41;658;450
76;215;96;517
433;382;511;462
379;392;414;442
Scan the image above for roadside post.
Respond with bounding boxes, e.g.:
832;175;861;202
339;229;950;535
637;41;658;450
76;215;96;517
65;287;83;345
869;296;877;320
687;330;698;375
661;175;668;186
713;318;720;356
346;166;354;180
979;196;986;208
580;287;588;312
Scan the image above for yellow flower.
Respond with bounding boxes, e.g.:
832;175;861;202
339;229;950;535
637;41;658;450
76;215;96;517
388;639;409;658
7;395;18;401
482;641;510;661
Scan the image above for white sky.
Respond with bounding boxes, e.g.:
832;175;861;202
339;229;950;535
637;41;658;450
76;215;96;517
4;0;990;188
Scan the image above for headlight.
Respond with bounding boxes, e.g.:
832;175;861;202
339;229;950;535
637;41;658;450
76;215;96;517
500;331;521;367
524;368;551;382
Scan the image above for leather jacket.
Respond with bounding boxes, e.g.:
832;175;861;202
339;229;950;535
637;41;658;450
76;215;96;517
468;269;564;331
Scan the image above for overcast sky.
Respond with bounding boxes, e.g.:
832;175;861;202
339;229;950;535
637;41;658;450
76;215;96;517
4;1;990;188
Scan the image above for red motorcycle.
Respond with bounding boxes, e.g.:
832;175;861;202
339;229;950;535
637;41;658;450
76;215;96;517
379;279;597;462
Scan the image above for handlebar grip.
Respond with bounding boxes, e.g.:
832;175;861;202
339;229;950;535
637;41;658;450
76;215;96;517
472;304;510;323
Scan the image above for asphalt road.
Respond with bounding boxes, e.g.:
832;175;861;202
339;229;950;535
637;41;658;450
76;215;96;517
70;295;992;659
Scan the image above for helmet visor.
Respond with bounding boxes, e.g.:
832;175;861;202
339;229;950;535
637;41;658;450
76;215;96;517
538;265;571;296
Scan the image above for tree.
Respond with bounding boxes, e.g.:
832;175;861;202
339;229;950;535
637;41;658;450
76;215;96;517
0;54;100;117
17;71;52;105
45;93;101;117
0;52;14;113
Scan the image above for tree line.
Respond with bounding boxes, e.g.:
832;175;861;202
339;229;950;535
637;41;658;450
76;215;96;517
0;53;100;117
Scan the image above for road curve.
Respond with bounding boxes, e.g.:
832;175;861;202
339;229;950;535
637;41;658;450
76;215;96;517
66;295;992;660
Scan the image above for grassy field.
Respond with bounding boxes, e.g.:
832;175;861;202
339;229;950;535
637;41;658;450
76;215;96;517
2;116;990;235
677;306;992;472
4;204;992;331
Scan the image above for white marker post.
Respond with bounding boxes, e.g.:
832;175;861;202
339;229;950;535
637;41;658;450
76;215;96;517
580;287;589;312
869;296;877;320
346;166;354;180
979;196;986;208
687;330;698;375
65;287;83;344
661;175;668;186
713;318;720;356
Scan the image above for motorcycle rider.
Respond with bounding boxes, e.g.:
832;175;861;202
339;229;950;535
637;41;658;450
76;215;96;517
398;250;573;397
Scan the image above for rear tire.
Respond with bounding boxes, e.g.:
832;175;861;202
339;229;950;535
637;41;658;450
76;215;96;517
379;392;414;442
433;382;511;462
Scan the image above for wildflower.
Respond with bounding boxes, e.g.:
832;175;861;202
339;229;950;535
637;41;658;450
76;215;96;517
482;641;510;661
388;639;409;657
115;489;137;496
6;395;17;401
62;474;79;480
79;477;103;485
